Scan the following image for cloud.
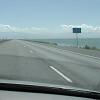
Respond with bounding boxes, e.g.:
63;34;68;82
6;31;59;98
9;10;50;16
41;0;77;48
0;24;48;33
1;24;100;34
0;24;100;39
60;24;100;32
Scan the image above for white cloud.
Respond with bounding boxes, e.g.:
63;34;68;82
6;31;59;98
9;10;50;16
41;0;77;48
0;24;48;33
1;24;100;34
60;24;100;32
0;24;100;39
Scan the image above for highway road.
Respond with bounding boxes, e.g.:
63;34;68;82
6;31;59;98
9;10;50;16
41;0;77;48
0;40;100;91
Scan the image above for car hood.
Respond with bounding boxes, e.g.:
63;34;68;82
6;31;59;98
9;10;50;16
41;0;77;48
0;79;91;91
0;79;100;99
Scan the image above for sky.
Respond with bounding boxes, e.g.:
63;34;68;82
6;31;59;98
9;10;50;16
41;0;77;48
0;0;100;39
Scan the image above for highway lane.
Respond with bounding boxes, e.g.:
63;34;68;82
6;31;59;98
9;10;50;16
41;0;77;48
0;40;100;91
0;40;69;85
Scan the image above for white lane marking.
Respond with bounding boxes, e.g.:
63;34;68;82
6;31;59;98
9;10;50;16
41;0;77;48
30;50;33;53
62;49;100;60
24;46;26;47
46;45;100;60
23;41;100;62
23;43;31;48
49;66;72;83
25;41;100;60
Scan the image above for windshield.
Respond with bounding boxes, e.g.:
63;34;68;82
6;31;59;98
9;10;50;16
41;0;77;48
0;0;100;93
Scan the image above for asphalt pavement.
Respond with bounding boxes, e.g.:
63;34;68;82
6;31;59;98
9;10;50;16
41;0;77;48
0;40;100;91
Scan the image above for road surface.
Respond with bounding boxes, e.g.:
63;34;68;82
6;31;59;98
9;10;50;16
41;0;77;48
0;40;100;91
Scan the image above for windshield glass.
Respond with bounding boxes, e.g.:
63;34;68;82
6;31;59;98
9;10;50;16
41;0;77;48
0;0;100;92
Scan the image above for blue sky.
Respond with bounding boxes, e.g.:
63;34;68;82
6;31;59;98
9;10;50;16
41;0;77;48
0;0;100;38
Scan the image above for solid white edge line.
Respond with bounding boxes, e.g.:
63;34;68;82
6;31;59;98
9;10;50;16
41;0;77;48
25;41;100;60
49;66;72;83
30;50;33;53
63;49;100;60
46;45;100;60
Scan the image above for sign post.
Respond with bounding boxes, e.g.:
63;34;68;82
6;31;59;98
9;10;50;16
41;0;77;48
73;28;81;48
